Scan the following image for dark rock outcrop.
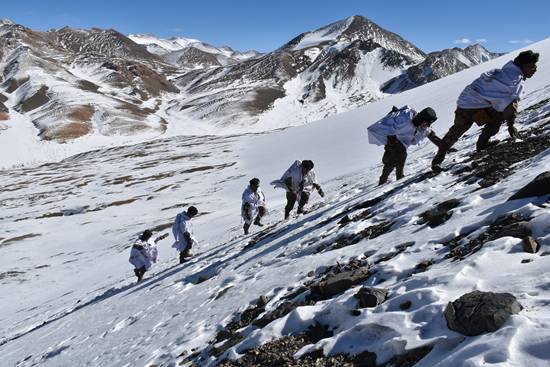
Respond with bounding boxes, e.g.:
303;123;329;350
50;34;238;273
508;171;550;201
418;199;461;228
444;291;522;336
354;287;388;308
309;265;371;300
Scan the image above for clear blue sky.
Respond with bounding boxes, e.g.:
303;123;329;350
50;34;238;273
4;0;548;53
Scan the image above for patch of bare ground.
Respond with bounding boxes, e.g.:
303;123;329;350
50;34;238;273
0;112;9;120
18;85;50;113
1;233;42;247
245;87;285;114
4;76;30;93
76;79;99;93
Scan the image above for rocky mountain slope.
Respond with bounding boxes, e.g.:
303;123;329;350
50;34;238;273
0;16;502;160
0;39;549;366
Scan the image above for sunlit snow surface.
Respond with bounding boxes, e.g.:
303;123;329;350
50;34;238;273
1;40;550;366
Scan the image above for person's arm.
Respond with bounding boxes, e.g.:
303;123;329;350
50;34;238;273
506;101;520;139
427;131;442;147
313;183;325;197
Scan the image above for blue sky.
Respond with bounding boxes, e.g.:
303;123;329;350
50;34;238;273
3;0;548;53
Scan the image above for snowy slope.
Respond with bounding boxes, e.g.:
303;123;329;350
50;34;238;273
1;40;549;367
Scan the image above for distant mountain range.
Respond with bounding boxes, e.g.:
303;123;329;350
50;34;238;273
0;16;502;142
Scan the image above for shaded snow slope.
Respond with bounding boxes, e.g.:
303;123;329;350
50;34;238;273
0;40;549;366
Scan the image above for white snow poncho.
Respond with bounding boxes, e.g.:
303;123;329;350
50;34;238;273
271;160;319;193
241;186;266;224
171;212;197;252
129;239;158;270
367;106;432;148
457;61;524;112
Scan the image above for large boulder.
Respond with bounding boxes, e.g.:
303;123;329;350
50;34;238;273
444;291;522;336
354;287;388;308
309;266;370;300
508;172;550;201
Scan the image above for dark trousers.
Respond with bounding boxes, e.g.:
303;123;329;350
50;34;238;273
285;191;310;218
243;206;267;234
432;103;516;166
379;137;407;185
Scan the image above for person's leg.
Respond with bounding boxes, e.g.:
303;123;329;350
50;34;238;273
394;141;407;180
432;108;475;167
476;121;502;150
243;222;251;234
254;206;266;226
285;192;297;219
379;143;395;185
137;267;146;281
297;192;310;213
179;251;186;264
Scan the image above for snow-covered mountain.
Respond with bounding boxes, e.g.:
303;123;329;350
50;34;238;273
129;34;262;69
383;44;504;93
1;16;503;168
1;39;549;366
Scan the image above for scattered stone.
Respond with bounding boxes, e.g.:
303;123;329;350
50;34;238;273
540;251;550;257
445;213;532;260
444;291;523;336
351;309;362;316
508;171;550;201
304;322;333;343
414;259;435;273
217;333;377;367
382;345;433;367
256;295;269;308
522;236;540;254
417;199;461;228
307;270;315;277
317;220;393;253
521;259;533;264
399;301;412;310
253;300;315;328
354;287;388;308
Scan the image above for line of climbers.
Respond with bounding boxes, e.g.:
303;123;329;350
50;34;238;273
129;50;539;282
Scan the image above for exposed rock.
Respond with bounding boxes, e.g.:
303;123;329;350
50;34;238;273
522;236;540;254
399;301;412;310
444;290;522;336
413;259;435;273
309;266;370;300
252;300;315;328
317;220;393;253
381;345;433;367
445;213;532;260
354;287;388;308
461;134;550;188
217;333;377;367
508;171;550;201
521;259;533;264
256;295;269;307
417;199;461;228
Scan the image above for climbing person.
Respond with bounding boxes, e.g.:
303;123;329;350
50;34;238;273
271;160;325;219
129;229;159;282
241;178;267;235
367;105;441;185
431;50;540;171
172;206;198;264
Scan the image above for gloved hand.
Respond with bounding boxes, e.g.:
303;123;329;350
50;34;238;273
318;187;325;198
508;124;520;139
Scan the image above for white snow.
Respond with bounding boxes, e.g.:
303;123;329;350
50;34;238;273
1;39;549;367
